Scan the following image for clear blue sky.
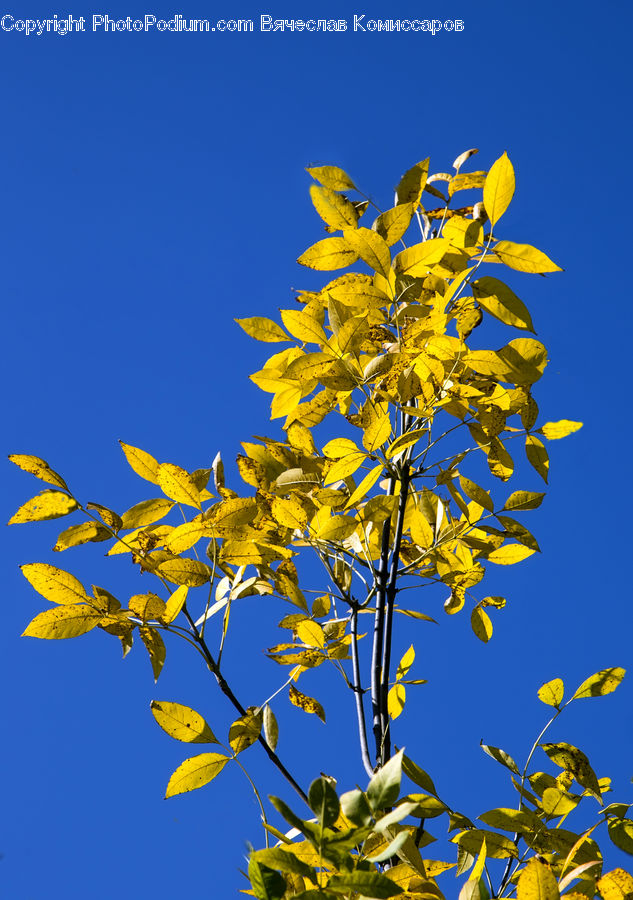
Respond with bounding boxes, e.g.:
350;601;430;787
2;2;632;897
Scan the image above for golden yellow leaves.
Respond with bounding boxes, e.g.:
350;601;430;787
9;490;78;525
573;667;626;700
494;241;562;274
8;453;69;490
466;338;548;386
235;316;289;343
597;869;633;900
21;562;87;605
538;678;565;707
516;858;560;900
23;605;103;640
306;164;356;192
483;151;515;228
164;752;229;799
540;420;583;440
151;700;218;744
289;684;326;723
119;441;159;483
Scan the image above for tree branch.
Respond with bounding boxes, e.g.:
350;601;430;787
182;608;309;807
380;462;411;763
351;604;374;778
371;476;395;766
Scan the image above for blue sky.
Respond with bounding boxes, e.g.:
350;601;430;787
2;2;632;897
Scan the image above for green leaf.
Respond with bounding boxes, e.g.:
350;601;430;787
402;755;438;795
9;490;78;525
327;871;404;897
607;820;633;856
538;678;564;707
308;776;340;827
573;667;626;700
151;700;217;743
165;752;229;798
248;857;287;900
340;788;372;826
367;749;404;811
454;828;518;859
251;847;315;879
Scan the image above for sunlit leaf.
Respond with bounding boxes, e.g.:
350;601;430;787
289;685;325;723
157;463;201;509
540;420;583;440
9;490;78;525
8;454;69;491
236;316;290;343
494;241;562;274
23;604;101;640
165;752;229;798
151;700;217;743
516;858;560;900
483;152;515;227
573;668;626;700
538;678;564;707
21;562;87;605
119;441;159;484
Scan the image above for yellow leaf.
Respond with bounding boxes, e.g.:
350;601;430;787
157;463;202;509
119;441;159;484
342;227;391;278
503;490;545;511
297;237;358;271
289;685;326;722
280;309;327;344
573;667;626;700
494;241;562;274
540;420;583;440
120;498;174;530
53;522;110;551
388;684;406;720
21;562;87;605
157;558;211;587
344;465;382;510
473;276;534;332
396;644;415;679
229;708;262;754
471;607;493;642
526;435;549;483
409;509;434;549
393;238;449;276
597;868;633;900
483;152;515;227
466;338;548;385
538;678;564;707
165;752;229;798
271;497;308;530
363;414;391;452
315;515;358;542
296;619;325;649
9;453;69;490
324;453;366;485
23;604;101;639
164;519;210;554
306;164;356;192
85;502;122;531
162;585;188;624
327;274;389;308
235;316;290;343
386;430;424;459
459;476;494;513
286;421;316;455
151;700;217;743
449;170;487;197
309;184;358;229
221;541;281;566
9;490;78;525
207;497;259;528
395;158;429;205
541;742;602;800
373;203;416;246
271;385;303;419
516;858;560;900
487;544;535;565
129;592;166;621
140;626;166;681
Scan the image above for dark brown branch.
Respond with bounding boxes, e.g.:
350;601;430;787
380;463;411;763
371;476;395;765
182;608;309;807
